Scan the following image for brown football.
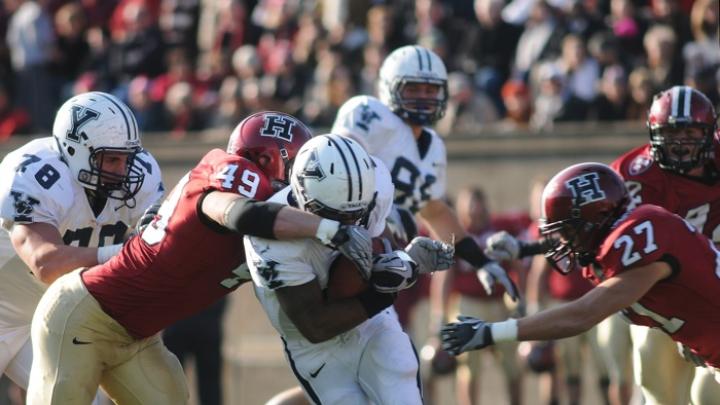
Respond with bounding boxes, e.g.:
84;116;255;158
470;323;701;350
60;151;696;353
325;237;389;302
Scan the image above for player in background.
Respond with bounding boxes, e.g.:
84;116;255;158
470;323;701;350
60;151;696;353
246;134;454;405
441;163;720;393
484;85;720;405
0;92;163;395
26;113;375;405
330;47;518;387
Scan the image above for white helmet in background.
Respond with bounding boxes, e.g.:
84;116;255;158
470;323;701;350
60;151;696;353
291;134;376;223
52;91;145;201
378;45;448;126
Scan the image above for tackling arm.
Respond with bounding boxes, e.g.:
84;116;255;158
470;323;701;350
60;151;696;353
10;222;106;284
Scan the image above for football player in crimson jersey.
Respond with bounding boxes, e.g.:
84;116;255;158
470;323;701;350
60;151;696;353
26;112;377;405
441;163;720;390
0;92;163;398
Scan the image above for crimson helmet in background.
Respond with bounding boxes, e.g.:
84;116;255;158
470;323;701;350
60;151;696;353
539;163;629;274
647;86;718;174
227;111;313;190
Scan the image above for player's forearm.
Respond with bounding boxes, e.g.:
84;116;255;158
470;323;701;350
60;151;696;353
418;200;467;243
517;302;598;341
22;244;99;284
296;300;376;343
272;207;326;240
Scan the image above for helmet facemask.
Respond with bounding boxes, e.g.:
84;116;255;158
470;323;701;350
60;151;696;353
388;78;448;126
84;147;145;201
649;123;714;174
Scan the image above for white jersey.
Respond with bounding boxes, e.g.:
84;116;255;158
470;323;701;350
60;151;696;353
0;137;164;330
332;95;447;213
245;158;393;349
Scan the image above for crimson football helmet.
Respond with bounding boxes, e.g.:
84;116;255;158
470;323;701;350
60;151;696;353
539;163;629;274
227;111;313;191
647;86;718;174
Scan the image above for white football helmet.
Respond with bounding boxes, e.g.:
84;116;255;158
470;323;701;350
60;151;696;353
378;45;448;126
52;91;144;201
290;134;376;223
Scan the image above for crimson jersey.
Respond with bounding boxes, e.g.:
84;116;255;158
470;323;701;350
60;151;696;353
611;141;720;243
583;205;720;368
82;149;273;339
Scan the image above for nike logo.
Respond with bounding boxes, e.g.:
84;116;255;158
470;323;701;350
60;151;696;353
309;363;326;378
72;337;92;345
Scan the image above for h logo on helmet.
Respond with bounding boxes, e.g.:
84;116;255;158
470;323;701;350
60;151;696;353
67;106;101;143
565;173;606;206
261;114;295;142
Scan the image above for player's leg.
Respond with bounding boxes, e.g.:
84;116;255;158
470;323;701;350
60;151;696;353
690;367;720;405
265;386;310;405
596;314;632;405
281;337;366;405
585;325;611;405
630;325;693;405
1;331;31;389
27;271;104;405
100;334;189;405
357;312;422;405
555;329;583;405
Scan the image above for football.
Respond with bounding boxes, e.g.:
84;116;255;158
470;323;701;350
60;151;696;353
325;237;390;301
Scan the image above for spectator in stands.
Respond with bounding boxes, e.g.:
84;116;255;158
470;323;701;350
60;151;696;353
531;62;588;131
682;0;720;81
456;0;522;115
557;33;599;104
6;0;57;131
607;0;645;65
108;1;165;82
643;25;684;90
436;71;499;136
50;2;90;91
647;0;692;46
0;83;29;138
164;80;204;137
127;75;165;132
158;0;200;59
499;79;532;132
626;66;655;120
512;0;565;79
557;0;605;41
357;42;385;96
591;65;630;121
208;75;245;131
588;31;627;74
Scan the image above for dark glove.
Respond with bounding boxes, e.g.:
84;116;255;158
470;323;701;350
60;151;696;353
441;316;494;355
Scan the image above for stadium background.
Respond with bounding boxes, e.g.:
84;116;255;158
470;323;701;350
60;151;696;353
0;0;717;403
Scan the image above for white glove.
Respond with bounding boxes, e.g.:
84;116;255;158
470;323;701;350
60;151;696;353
484;231;520;262
404;236;455;274
317;219;373;279
476;261;520;302
370;250;418;293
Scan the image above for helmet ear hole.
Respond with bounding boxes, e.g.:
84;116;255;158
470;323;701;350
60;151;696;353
67;146;75;156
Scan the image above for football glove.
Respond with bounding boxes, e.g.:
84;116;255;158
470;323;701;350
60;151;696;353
476;261;520;302
404;236;455;274
484;231;520;262
370;250;418;293
329;225;373;279
441;316;494;355
135;201;162;235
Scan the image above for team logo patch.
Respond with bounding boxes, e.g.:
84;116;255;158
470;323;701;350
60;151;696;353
629;155;653;176
565;173;605;206
261;114;295;142
255;258;282;289
356;104;380;131
10;190;40;222
67;105;101;143
299;151;325;181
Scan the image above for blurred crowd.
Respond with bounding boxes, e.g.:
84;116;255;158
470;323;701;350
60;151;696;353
0;0;718;138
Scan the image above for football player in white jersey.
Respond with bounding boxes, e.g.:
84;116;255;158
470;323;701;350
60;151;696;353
245;134;454;404
0;91;163;390
331;46;517;391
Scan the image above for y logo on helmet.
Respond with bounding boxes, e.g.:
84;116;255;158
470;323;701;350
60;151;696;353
299;151;325;181
9;191;40;222
565;173;605;206
261;115;295;142
67;106;101;142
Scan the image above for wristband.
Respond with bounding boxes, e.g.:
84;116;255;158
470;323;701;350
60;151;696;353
455;237;490;267
97;244;123;264
315;219;341;245
490;319;518;342
356;289;395;318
